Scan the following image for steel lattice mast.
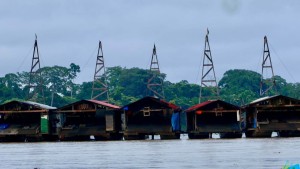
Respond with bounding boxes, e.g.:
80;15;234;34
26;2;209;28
27;34;45;103
199;29;219;103
147;44;165;99
260;36;277;96
91;41;109;101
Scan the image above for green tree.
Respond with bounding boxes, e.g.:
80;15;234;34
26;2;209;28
38;63;80;106
218;69;262;105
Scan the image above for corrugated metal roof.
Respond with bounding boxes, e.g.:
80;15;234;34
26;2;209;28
249;95;275;104
22;101;56;110
57;99;120;110
185;99;240;113
0;100;56;110
185;100;215;113
245;94;300;107
88;100;120;109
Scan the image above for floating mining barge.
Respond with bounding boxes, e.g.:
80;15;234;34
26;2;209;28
1;95;300;142
1;32;299;141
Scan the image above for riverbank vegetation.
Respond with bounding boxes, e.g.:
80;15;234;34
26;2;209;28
1;64;299;108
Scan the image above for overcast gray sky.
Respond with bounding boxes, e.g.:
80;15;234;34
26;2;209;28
1;0;300;84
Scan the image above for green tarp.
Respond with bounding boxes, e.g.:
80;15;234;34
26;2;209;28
41;114;49;134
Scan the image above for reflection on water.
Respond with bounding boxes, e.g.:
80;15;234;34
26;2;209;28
0;135;299;169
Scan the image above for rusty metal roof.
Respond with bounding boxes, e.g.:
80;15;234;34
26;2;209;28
88;100;120;109
185;100;215;113
0;100;56;110
185;100;240;113
57;99;120;110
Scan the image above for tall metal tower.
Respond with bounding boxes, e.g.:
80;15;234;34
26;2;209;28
27;34;45;103
147;44;165;99
260;36;276;96
199;29;219;103
91;41;109;101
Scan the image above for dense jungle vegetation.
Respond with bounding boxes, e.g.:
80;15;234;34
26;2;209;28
1;64;299;109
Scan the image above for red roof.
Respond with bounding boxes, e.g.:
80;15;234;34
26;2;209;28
88;100;120;109
185;100;214;113
185;100;240;113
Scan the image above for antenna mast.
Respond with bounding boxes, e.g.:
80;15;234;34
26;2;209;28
260;36;276;96
147;44;165;99
27;34;45;103
199;29;219;103
91;41;109;101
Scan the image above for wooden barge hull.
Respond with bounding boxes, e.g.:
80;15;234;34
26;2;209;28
0;125;42;142
246;122;300;138
188;123;242;139
59;126;123;141
124;124;180;140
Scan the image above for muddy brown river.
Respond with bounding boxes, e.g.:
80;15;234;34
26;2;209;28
0;135;299;168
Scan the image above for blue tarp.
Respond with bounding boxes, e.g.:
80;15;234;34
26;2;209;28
171;113;180;131
0;124;9;130
253;118;257;128
123;106;128;111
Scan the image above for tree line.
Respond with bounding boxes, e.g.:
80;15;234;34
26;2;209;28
1;64;300;109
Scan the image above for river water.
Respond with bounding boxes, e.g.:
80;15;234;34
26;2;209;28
1;135;299;169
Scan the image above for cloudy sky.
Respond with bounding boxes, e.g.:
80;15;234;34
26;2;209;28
1;0;300;85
